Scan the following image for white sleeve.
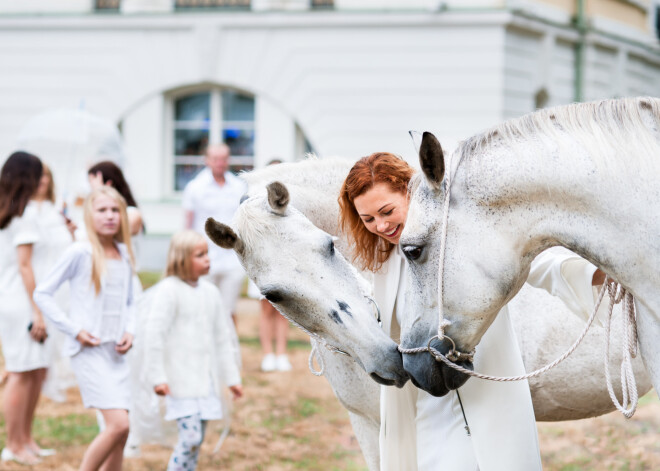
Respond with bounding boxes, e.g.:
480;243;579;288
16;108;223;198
526;247;601;324
181;182;195;211
143;281;176;387
12;211;39;247
33;245;83;338
213;289;242;386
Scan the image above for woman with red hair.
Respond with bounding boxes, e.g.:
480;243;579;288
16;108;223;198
339;152;544;470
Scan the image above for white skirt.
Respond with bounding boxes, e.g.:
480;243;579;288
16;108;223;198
0;301;49;373
70;342;131;410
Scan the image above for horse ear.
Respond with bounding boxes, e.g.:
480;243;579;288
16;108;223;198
205;218;245;254
419;132;445;190
267;181;289;215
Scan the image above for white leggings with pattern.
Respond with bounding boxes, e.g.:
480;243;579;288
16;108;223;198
167;414;208;471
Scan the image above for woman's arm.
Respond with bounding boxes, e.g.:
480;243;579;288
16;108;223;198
16;244;47;342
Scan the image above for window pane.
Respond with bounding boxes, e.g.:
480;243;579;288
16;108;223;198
175;93;210;122
175;0;250;8
96;0;120;9
223;128;254;157
311;0;333;7
175;164;205;191
175;129;209;155
222;91;254;121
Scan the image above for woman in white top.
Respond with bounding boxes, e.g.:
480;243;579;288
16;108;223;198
0;152;52;465
35;186;136;471
144;230;243;471
339;152;604;470
31;164;77;403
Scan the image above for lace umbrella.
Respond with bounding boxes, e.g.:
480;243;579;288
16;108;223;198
16;108;125;203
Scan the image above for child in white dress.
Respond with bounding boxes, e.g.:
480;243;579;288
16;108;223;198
144;230;243;471
34;186;136;471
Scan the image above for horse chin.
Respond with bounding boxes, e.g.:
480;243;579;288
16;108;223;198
402;351;472;397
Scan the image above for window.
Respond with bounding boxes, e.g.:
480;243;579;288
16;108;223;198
96;0;120;9
311;0;334;7
175;0;250;8
172;89;255;191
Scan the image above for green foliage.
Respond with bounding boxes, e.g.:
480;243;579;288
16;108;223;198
138;271;162;290
33;414;98;447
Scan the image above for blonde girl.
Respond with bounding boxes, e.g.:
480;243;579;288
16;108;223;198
144;230;242;471
35;186;136;471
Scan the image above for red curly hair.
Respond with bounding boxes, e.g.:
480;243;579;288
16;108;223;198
338;152;415;272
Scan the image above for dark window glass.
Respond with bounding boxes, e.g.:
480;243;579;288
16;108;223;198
311;0;333;7
96;0;120;9
175;0;250;8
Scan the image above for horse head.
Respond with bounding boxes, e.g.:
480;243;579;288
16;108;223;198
206;181;409;388
398;132;529;396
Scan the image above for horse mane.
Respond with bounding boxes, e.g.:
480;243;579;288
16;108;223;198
457;96;660;172
241;155;354;192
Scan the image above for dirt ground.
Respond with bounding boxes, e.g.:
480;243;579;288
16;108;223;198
1;298;658;470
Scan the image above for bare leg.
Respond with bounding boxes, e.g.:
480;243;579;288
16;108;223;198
3;372;39;464
25;368;47;452
259;299;275;356
79;409;129;471
274;308;289;356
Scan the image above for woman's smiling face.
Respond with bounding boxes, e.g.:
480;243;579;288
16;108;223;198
353;182;409;245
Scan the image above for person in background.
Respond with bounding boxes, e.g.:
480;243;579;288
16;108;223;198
88;161;143;238
144;230;242;471
183;144;246;328
31;164;77;403
35;186;136;471
86;160;146;458
0;152;52;465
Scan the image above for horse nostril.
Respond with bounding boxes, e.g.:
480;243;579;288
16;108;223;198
262;289;284;303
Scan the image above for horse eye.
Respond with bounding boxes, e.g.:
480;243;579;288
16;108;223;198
327;238;335;256
402;245;423;261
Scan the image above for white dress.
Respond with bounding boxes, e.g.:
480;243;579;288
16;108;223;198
0;203;49;372
375;248;595;470
70;259;131;410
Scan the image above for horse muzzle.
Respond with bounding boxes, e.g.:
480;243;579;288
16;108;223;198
402;336;472;397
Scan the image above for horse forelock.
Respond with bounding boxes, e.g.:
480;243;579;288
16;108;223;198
457;96;660;174
232;198;283;254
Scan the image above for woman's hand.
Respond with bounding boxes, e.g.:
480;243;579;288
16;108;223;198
29;314;48;343
154;383;170;396
115;332;134;354
76;330;100;347
229;384;243;400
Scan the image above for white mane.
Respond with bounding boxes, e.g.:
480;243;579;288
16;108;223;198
458;96;660;173
241;156;355;194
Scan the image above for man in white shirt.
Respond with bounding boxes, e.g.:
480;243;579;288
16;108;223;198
183;144;246;323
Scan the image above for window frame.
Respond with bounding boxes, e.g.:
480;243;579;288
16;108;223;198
165;86;255;195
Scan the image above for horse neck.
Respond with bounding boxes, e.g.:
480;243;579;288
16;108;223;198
459;136;660;306
244;158;353;236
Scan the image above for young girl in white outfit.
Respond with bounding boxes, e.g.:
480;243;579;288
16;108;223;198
35;186;136;471
339;152;604;470
144;230;243;471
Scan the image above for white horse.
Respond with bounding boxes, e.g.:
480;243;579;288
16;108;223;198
398;96;660;400
206;158;650;469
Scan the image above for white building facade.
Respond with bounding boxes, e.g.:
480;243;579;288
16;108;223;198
1;0;659;269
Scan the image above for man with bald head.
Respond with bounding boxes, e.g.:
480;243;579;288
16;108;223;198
183;144;246;325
